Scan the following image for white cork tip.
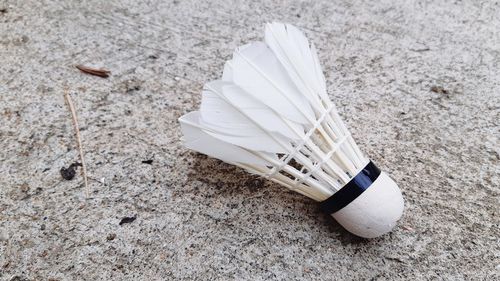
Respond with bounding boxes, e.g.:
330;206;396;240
331;172;404;238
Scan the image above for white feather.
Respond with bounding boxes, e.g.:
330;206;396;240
199;81;293;153
265;22;329;106
220;81;304;140
227;42;315;124
179;112;276;166
265;22;362;171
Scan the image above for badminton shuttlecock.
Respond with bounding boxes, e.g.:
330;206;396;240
179;23;404;238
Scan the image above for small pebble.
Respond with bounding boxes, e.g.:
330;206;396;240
119;216;137;226
60;163;82;180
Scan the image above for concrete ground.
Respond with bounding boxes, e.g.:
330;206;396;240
1;0;499;280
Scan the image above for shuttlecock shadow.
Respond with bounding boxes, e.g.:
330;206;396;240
186;152;266;192
186;152;377;244
319;212;372;244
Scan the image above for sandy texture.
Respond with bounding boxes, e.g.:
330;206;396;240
0;0;499;280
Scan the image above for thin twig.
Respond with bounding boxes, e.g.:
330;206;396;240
64;88;90;197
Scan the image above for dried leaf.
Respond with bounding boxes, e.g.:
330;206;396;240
75;65;110;78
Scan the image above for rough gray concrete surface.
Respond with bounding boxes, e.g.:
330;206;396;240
1;0;499;280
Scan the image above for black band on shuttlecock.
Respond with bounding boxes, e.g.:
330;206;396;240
319;160;381;215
